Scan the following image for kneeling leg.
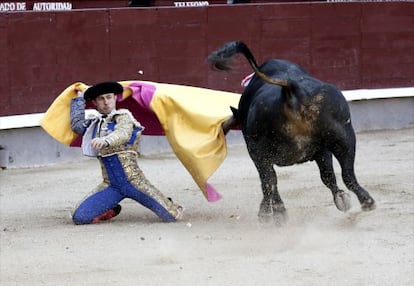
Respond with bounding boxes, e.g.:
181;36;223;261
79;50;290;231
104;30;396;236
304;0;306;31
72;186;124;224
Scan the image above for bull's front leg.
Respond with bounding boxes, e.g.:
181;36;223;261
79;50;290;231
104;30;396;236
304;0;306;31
222;115;237;135
255;161;287;225
222;107;240;135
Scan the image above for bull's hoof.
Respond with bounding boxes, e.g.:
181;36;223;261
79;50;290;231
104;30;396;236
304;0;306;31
258;200;273;219
272;204;287;226
258;211;287;226
334;191;351;212
258;204;287;225
361;198;376;211
258;213;273;224
273;209;288;226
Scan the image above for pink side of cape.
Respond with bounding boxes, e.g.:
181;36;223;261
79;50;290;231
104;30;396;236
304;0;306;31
205;183;222;202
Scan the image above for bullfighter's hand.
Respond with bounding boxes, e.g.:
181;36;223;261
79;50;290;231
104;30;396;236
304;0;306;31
91;138;109;150
76;90;85;98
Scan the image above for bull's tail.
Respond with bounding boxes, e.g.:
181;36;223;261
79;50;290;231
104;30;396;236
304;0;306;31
208;41;288;87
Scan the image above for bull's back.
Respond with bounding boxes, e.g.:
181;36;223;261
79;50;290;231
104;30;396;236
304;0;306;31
262;59;309;77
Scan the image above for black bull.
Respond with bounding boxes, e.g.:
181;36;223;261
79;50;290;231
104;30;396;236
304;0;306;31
208;41;376;223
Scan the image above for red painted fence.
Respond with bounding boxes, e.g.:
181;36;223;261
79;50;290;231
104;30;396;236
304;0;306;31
0;1;413;116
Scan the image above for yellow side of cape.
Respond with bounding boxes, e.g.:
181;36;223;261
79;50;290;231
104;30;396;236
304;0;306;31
147;82;240;201
40;82;89;145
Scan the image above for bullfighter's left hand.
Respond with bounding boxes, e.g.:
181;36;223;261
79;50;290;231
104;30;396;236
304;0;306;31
91;138;109;150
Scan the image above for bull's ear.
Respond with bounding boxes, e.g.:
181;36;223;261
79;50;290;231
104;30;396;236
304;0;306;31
230;106;239;120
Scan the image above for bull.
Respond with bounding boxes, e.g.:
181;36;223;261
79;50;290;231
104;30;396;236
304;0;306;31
208;41;376;223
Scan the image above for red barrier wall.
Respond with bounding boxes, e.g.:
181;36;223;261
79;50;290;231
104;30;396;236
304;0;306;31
0;2;413;116
0;0;300;10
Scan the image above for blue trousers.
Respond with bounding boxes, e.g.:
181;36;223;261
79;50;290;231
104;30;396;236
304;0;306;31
72;155;176;224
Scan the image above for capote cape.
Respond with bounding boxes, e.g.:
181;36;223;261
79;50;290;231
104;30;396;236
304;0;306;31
40;80;241;202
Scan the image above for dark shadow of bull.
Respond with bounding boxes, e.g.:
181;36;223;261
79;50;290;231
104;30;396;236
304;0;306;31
208;41;376;224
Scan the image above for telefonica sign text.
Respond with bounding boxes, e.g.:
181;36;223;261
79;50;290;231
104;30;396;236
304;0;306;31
174;1;209;7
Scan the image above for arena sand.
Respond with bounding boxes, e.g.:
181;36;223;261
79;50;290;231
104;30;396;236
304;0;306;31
1;128;413;286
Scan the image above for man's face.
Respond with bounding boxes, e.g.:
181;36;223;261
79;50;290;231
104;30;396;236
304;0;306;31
93;93;116;115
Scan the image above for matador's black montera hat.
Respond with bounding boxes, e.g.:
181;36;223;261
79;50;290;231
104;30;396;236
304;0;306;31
84;81;124;101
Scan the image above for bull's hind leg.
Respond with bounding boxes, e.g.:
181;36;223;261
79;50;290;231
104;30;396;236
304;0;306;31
338;155;376;211
314;150;351;212
254;159;287;224
332;128;376;211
